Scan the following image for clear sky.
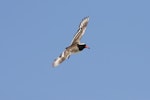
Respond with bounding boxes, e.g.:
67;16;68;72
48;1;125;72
0;0;150;100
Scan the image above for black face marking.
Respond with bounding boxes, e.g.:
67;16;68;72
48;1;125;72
77;44;86;51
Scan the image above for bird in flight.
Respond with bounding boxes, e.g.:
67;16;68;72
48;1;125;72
52;17;90;67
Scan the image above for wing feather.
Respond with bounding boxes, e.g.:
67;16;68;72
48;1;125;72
52;49;71;67
71;17;89;45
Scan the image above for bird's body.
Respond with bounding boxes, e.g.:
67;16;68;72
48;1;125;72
52;17;90;67
66;44;80;54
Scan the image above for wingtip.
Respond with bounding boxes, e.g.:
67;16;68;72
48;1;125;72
84;16;89;20
52;62;58;68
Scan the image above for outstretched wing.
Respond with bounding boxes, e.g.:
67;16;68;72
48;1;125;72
52;49;71;67
70;17;89;45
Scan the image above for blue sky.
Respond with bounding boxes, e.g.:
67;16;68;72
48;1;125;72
0;0;150;100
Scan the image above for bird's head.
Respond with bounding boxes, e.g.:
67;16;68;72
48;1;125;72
78;43;90;51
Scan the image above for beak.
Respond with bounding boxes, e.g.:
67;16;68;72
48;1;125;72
85;45;90;49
